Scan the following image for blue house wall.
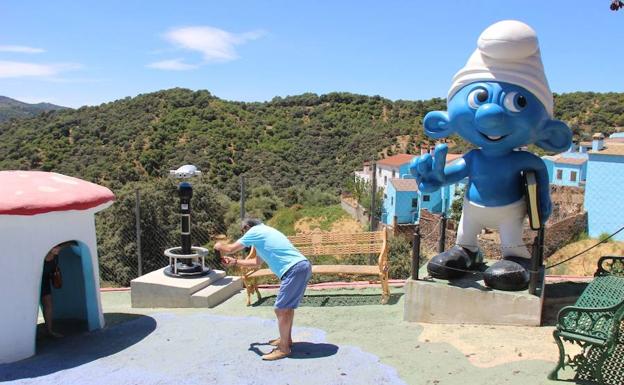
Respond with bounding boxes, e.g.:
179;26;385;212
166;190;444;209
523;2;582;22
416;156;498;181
382;182;397;225
584;154;624;241
552;163;585;187
382;182;418;224
543;157;555;182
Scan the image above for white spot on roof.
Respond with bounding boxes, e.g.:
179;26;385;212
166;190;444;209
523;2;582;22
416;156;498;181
38;186;59;193
17;173;29;178
15;190;24;195
51;175;79;185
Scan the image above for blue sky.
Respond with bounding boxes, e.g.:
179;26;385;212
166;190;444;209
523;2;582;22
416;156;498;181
1;1;622;108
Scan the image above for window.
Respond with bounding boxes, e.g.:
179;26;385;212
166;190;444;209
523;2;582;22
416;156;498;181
391;197;394;206
423;195;430;202
412;198;418;208
384;176;387;185
570;171;577;182
392;170;396;178
378;168;381;175
556;169;563;180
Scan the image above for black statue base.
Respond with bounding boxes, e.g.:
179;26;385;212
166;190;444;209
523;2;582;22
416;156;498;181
426;247;530;291
164;262;210;278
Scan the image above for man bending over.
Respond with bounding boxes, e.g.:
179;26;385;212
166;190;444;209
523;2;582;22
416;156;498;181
215;218;312;361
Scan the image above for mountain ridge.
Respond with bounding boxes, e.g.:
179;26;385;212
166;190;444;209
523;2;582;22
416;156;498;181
0;96;68;123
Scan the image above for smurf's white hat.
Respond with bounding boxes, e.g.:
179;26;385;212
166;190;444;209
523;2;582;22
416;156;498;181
448;20;553;117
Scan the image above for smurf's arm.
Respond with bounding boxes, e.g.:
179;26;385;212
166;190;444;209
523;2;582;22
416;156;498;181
409;144;469;192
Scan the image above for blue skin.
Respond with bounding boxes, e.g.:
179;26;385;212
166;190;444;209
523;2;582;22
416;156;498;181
411;81;572;223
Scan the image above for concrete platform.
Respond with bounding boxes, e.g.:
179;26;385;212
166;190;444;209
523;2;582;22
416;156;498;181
404;264;545;326
130;267;241;308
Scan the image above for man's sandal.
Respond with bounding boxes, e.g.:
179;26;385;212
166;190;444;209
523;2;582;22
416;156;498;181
262;348;290;361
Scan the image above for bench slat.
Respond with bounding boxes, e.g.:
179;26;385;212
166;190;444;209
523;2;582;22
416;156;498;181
247;265;381;279
289;231;384;246
297;243;383;256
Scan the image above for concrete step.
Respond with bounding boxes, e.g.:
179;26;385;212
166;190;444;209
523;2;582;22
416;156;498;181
191;276;243;308
131;267;226;308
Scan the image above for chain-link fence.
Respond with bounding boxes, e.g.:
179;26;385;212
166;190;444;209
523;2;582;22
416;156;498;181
96;178;232;287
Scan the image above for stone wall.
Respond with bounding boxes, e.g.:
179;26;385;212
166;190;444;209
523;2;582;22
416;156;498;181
340;198;370;227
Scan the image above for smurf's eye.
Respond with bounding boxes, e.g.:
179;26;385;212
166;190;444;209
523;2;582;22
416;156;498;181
467;89;489;109
503;92;528;112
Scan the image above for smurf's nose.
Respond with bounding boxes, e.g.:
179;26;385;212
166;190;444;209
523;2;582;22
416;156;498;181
475;103;505;129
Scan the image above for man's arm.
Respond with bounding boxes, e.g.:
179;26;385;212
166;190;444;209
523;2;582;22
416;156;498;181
214;241;262;268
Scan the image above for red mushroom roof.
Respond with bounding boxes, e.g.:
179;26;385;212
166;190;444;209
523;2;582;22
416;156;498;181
0;171;115;216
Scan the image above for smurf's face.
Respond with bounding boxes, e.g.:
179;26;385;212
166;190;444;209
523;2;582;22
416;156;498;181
447;81;550;154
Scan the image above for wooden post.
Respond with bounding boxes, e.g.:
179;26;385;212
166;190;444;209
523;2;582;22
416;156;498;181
438;213;447;253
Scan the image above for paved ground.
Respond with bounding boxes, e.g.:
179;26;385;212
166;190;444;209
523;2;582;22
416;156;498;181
0;285;590;385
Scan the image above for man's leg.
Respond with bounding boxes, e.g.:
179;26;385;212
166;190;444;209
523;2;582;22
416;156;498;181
274;308;293;353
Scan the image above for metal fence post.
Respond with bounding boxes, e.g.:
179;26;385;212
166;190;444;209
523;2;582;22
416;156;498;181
135;189;142;277
240;175;246;220
529;227;545;295
412;223;421;280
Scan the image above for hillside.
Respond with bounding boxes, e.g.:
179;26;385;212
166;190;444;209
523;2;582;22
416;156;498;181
0;96;68;123
546;238;624;276
0;89;623;199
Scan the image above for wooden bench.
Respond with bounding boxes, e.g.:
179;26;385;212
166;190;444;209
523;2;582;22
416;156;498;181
549;256;624;383
241;230;390;306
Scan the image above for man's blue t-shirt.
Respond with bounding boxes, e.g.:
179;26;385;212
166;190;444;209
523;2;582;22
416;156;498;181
237;224;307;279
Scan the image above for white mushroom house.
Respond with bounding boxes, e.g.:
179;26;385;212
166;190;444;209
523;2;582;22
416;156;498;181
0;171;115;363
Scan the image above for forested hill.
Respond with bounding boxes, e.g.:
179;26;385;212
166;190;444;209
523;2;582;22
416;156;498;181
0;88;622;199
0;96;68;123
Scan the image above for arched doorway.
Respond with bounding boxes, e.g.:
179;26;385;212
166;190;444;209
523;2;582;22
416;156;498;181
39;241;101;340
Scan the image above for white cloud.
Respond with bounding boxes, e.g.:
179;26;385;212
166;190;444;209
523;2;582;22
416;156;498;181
0;60;81;78
147;58;198;71
150;26;265;70
0;45;45;54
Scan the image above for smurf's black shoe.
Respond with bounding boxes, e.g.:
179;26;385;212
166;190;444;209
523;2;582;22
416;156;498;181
427;245;480;279
483;256;530;291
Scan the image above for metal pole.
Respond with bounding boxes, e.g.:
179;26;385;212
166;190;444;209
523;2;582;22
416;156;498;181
135;189;142;277
438;213;447;253
370;162;377;231
528;227;545;295
240;175;246;220
411;224;421;280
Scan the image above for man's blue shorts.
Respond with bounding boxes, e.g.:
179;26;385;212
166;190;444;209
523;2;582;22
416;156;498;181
275;260;312;309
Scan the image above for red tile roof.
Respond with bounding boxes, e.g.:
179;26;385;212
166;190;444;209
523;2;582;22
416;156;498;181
377;153;463;167
389;178;418;192
553;156;587;166
377;154;415;167
590;143;624;157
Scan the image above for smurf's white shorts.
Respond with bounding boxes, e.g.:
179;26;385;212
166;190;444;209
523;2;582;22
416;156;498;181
456;198;531;259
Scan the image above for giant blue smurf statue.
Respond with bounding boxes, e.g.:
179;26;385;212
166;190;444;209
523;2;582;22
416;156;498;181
411;20;572;291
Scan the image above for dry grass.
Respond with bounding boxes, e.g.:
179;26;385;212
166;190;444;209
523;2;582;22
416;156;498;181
546;239;624;276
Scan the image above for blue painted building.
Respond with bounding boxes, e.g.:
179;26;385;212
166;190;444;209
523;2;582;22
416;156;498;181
382;179;419;225
380;153;465;225
584;134;624;241
542;142;588;187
